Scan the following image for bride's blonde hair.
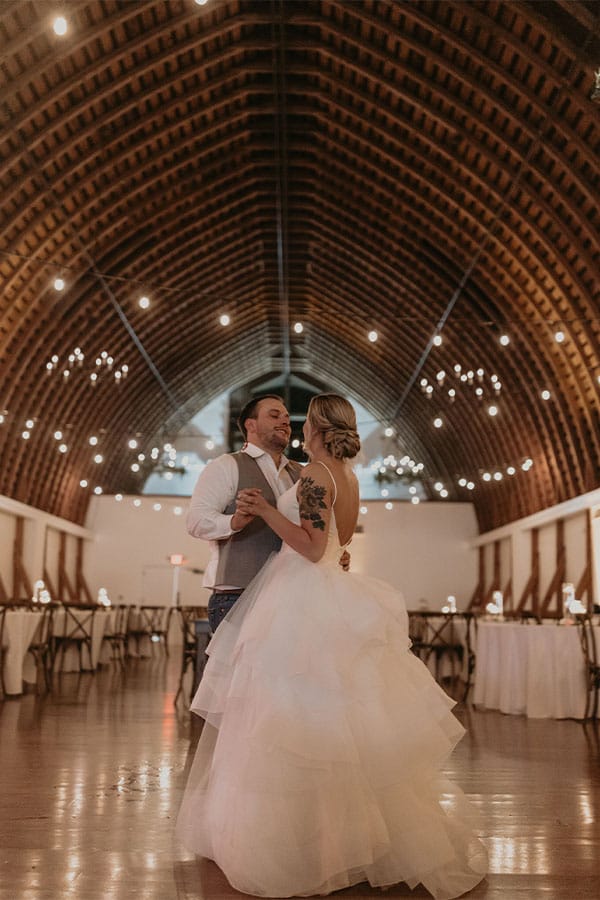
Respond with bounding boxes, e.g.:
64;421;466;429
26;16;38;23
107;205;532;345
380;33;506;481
307;394;361;460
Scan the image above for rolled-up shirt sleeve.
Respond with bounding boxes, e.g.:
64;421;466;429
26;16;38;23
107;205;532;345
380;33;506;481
186;454;240;541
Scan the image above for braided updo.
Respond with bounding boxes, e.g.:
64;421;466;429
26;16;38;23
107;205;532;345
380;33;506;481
307;393;361;460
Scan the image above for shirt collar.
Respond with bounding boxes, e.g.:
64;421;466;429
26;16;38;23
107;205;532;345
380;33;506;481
243;442;291;473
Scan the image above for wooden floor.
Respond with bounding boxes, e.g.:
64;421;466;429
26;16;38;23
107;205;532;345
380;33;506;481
1;655;599;900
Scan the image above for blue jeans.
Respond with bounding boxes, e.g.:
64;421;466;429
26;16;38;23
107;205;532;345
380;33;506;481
208;590;243;633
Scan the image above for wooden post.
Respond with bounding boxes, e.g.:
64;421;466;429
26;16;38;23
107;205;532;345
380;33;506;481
12;516;33;600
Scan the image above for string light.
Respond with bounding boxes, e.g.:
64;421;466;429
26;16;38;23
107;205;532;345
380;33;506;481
367;330;378;343
53;16;67;35
293;322;304;334
139;295;150;309
219;314;231;326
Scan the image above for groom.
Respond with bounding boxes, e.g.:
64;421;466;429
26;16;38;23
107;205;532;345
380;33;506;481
187;394;302;632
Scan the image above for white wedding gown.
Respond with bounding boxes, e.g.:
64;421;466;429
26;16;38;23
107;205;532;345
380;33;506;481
176;476;488;899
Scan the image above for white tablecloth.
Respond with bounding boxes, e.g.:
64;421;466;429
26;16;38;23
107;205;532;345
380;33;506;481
1;610;43;695
473;620;600;719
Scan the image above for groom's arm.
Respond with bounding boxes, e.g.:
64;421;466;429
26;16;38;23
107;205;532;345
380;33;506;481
187;454;252;540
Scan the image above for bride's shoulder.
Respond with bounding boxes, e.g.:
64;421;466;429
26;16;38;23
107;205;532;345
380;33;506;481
299;461;331;485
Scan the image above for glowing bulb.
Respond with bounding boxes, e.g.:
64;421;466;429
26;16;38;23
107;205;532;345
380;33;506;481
384;427;394;437
58;444;68;453
499;334;510;346
153;503;162;511
367;330;378;343
411;496;420;505
293;322;304;334
541;390;551;400
53;16;67;35
79;479;88;488
433;417;443;428
128;438;138;449
554;330;565;343
440;489;448;498
483;472;492;482
488;405;498;416
219;314;230;326
89;435;98;445
94;454;103;464
94;486;103;495
385;502;393;510
507;466;516;475
139;295;150;309
115;494;123;502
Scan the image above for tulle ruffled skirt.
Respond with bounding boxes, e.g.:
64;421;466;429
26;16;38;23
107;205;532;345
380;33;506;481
176;549;487;899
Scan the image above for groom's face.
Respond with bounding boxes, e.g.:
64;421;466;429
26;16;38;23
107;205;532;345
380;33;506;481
247;399;291;453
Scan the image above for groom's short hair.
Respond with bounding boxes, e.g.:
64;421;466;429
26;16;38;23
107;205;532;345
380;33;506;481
238;394;285;439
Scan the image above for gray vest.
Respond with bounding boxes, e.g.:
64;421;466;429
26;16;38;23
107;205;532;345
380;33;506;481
215;452;301;589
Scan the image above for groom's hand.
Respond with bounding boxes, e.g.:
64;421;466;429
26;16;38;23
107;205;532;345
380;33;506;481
231;492;259;531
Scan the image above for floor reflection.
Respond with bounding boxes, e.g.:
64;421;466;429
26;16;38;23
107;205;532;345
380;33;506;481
0;657;599;898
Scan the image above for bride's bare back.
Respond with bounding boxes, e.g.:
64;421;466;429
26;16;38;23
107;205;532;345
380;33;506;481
303;458;359;547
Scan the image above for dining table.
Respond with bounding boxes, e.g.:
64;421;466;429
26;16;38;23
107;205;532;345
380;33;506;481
1;607;44;695
472;618;600;719
2;606;117;696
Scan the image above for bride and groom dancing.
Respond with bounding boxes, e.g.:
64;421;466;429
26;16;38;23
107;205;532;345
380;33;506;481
178;393;487;900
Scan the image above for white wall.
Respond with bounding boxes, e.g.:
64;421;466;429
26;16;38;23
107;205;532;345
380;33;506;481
83;495;479;612
4;486;599;614
83;496;212;609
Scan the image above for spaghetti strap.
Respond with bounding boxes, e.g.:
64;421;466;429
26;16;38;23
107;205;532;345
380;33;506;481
315;460;337;504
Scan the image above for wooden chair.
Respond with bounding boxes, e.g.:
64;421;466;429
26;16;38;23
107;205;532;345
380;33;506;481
575;614;600;719
102;604;131;666
128;605;170;656
26;603;58;693
174;605;209;706
53;603;98;673
409;611;474;701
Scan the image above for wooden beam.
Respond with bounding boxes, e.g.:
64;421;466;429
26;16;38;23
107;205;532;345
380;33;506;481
540;519;566;618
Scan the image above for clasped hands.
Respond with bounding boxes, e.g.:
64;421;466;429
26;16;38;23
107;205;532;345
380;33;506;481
236;488;270;519
233;488;351;571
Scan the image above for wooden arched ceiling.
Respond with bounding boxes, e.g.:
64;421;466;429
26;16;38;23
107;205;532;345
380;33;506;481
0;0;598;532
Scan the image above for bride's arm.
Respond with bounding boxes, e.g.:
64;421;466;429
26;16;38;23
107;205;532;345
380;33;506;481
237;465;332;562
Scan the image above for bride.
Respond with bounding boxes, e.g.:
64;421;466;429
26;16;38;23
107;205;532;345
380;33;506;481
176;393;487;899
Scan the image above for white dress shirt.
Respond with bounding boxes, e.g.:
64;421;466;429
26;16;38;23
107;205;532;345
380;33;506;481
187;443;297;589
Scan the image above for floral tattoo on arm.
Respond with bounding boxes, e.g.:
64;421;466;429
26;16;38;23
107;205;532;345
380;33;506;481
298;476;328;531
